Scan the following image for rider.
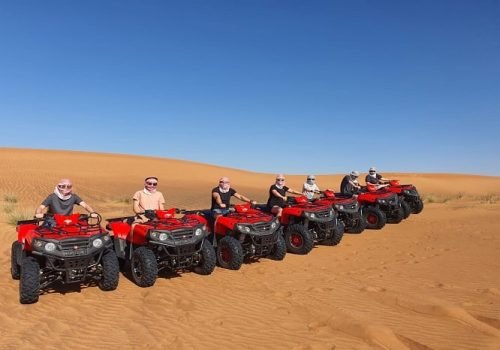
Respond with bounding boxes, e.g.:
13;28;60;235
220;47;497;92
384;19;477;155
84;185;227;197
267;174;303;217
302;175;320;200
35;178;96;217
340;171;362;195
211;176;255;217
132;176;165;221
365;167;390;189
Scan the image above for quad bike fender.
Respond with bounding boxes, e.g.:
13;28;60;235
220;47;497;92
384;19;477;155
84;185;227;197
16;223;37;244
213;216;233;237
108;221;131;240
185;213;208;226
280;207;303;225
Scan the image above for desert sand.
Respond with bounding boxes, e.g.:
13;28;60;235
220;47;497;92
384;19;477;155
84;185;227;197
0;148;499;350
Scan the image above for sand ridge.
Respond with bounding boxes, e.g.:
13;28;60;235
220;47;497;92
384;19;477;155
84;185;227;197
1;148;499;349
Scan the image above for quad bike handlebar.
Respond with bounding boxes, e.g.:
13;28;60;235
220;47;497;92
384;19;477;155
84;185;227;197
17;213;103;229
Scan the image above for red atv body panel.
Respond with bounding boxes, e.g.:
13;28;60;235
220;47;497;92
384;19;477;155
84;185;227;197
386;180;417;195
357;189;396;205
280;196;332;225
212;203;275;237
108;209;208;245
17;214;105;252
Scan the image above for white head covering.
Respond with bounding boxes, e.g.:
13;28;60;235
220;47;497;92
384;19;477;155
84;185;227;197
218;176;230;193
54;178;73;200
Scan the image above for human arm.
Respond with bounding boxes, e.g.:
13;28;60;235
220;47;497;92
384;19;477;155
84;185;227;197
271;189;287;202
287;188;303;196
234;192;256;205
349;179;361;190
34;204;46;218
79;201;97;217
132;199;142;214
159;193;165;210
212;192;226;208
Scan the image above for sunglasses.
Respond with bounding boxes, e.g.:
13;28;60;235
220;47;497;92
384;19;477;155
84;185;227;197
58;184;72;189
219;181;230;184
276;178;285;181
307;178;315;181
146;182;158;186
369;171;376;173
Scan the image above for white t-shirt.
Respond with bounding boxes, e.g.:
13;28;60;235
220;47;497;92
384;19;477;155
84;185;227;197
302;183;320;200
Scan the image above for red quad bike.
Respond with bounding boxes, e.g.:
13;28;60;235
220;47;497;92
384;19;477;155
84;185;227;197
315;190;367;234
203;202;286;271
106;208;216;287
11;213;119;304
357;184;405;229
272;196;344;255
386;180;424;216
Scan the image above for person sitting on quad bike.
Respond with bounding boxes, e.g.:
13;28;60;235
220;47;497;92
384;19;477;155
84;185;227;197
365;167;391;189
132;176;165;222
35;178;97;218
340;170;362;195
267;174;303;217
302;175;321;200
211;176;255;217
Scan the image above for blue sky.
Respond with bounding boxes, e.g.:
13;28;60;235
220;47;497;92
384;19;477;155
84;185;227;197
1;1;499;175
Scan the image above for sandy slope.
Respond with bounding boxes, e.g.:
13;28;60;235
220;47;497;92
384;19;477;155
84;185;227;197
0;148;499;350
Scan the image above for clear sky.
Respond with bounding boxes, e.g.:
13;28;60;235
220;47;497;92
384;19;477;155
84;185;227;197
1;1;499;175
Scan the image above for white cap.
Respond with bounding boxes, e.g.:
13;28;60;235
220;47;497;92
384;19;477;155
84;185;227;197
369;167;376;172
351;171;359;177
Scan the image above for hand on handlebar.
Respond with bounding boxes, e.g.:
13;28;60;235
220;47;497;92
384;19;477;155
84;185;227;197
34;213;44;219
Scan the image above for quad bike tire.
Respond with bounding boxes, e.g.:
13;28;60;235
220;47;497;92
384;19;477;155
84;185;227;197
268;234;287;261
412;198;424;214
11;241;22;280
364;207;387;230
346;215;367;234
99;249;120;291
322;220;345;246
194;239;217;275
217;236;244;270
388;207;404;224
284;224;314;255
130;246;158;287
400;200;411;219
20;257;40;304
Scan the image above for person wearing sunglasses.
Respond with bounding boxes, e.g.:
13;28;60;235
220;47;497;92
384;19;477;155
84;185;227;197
302;175;321;200
211;176;255;217
132;177;165;218
266;175;302;217
365;167;390;189
340;170;362;195
34;178;96;218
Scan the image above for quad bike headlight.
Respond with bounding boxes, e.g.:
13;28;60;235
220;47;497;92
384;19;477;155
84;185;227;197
92;238;103;248
158;233;169;241
150;231;159;239
335;204;344;211
237;224;251;233
44;242;56;252
378;199;387;204
271;221;278;229
33;239;43;249
194;228;203;237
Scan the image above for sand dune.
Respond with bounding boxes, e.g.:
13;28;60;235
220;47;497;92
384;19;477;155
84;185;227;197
1;148;499;350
